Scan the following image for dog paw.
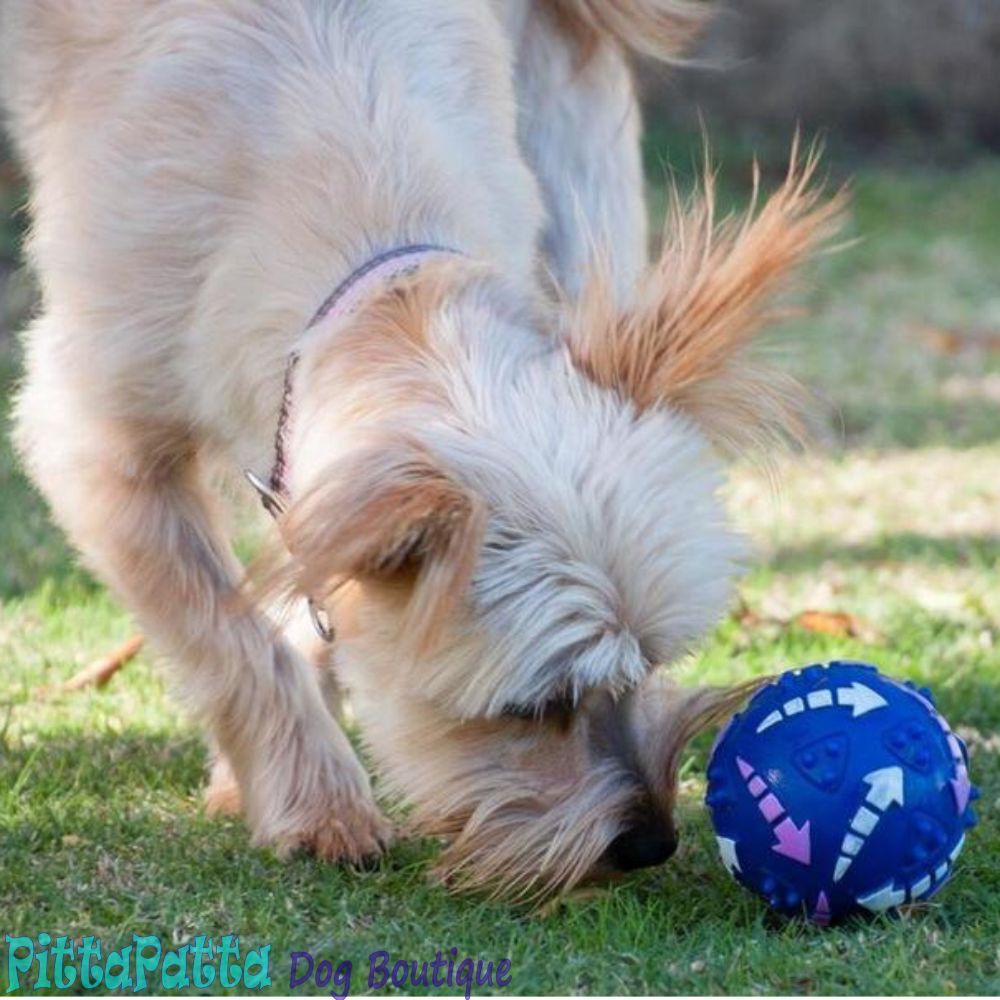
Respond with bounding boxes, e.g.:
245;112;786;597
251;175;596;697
273;797;393;866
240;709;393;865
203;755;242;817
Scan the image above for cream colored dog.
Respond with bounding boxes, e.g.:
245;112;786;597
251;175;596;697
2;0;840;897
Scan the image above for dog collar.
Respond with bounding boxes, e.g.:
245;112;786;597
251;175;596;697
245;243;461;640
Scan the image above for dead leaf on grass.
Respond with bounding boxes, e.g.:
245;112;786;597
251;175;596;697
795;609;877;639
732;603;884;643
907;323;1000;355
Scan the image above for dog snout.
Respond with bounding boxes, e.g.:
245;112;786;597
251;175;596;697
606;818;678;872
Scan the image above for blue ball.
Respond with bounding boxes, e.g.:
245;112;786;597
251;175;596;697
706;661;978;923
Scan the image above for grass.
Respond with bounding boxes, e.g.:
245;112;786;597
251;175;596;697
2;152;999;996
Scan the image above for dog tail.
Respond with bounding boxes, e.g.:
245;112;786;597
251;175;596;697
544;0;709;61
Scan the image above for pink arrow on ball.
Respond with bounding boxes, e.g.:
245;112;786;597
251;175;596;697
812;891;832;925
951;771;971;814
736;756;813;866
772;816;812;865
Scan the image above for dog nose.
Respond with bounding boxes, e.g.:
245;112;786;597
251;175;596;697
606;820;678;871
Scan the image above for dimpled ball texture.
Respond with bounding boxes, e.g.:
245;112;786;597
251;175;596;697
706;661;978;923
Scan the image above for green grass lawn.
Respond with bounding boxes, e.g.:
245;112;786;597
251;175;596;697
2;157;999;996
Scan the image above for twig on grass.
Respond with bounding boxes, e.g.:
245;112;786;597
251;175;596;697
35;633;145;698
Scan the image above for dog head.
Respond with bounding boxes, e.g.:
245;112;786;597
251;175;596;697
259;149;843;898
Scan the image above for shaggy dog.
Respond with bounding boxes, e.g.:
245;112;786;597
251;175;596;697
2;0;841;897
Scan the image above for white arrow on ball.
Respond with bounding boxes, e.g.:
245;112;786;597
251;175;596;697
716;836;741;876
857;830;967;912
833;766;905;882
857;881;907;912
837;682;890;717
863;765;905;810
757;682;888;733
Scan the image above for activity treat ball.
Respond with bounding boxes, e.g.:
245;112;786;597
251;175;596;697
706;661;978;923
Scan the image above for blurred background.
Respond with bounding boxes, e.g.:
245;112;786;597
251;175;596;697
631;0;1000;454
1;4;999;992
645;0;1000;166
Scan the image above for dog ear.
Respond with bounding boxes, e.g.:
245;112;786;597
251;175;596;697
629;672;770;817
564;142;846;455
260;438;486;655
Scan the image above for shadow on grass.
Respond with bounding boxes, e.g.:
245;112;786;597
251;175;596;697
0;454;96;600
1;731;206;815
1;731;424;914
836;397;1000;450
0;343;98;600
0;729;428;878
769;532;1000;574
0;732;520;996
1;699;997;996
6;663;997;881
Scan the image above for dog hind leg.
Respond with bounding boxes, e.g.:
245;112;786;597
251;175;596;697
512;1;650;302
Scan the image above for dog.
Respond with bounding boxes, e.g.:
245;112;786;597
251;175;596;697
1;0;841;898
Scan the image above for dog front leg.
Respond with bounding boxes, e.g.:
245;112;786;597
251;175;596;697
17;401;389;862
203;595;347;819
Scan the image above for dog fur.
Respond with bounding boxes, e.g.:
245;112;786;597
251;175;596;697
2;0;841;898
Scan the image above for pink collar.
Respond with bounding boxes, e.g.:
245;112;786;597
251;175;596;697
250;243;460;514
245;244;460;642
